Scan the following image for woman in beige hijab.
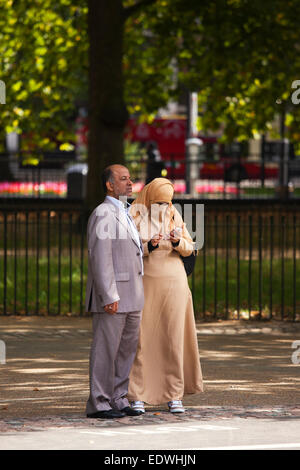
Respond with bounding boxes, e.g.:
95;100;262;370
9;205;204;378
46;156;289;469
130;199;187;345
128;178;203;413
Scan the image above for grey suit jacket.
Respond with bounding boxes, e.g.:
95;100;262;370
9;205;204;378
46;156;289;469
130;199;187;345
85;197;144;313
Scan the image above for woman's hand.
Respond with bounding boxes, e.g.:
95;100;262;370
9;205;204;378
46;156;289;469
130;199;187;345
170;227;182;243
151;234;163;247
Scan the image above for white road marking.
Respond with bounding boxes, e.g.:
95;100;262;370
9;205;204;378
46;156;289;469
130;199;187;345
80;424;237;437
188;443;300;450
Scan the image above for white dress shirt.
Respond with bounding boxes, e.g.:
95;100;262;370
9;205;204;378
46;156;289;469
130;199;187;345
106;196;144;275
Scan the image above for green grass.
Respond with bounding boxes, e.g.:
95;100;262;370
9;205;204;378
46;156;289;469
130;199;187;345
0;252;299;319
0;210;299;319
0;254;88;315
189;254;300;320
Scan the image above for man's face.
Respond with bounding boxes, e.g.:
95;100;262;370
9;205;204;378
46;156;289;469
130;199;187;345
108;166;133;198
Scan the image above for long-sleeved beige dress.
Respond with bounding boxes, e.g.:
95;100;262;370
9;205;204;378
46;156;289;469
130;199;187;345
127;206;203;405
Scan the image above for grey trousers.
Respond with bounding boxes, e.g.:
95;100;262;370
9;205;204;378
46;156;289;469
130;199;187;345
86;311;141;414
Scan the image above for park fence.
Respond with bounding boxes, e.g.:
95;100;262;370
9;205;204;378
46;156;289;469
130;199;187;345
0;200;299;320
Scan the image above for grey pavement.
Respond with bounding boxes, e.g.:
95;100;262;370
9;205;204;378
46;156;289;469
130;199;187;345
0;315;300;450
2;417;300;450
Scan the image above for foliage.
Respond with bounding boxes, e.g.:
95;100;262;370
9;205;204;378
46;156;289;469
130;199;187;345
1;0;300;156
124;139;147;182
0;0;88;153
124;0;300;142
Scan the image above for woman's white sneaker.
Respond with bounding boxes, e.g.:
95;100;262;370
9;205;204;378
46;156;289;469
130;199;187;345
168;400;185;413
131;401;145;413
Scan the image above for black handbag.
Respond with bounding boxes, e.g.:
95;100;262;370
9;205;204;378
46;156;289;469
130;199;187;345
180;250;198;276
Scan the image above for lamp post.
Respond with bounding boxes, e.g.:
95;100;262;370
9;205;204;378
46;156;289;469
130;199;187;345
5;132;20;182
185;91;203;196
276;109;289;199
6;132;19;155
186;136;203;197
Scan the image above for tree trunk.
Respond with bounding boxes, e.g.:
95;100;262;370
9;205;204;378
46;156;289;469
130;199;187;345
86;0;128;210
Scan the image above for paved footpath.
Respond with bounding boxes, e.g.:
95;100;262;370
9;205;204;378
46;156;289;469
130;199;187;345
0;316;300;439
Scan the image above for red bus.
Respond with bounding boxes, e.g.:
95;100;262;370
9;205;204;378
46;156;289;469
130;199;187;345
125;117;279;181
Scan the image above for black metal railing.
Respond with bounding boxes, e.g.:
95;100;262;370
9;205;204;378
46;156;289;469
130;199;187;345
0;203;299;320
0;209;86;316
195;211;299;321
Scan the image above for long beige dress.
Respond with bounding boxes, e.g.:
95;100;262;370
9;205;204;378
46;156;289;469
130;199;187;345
128;206;203;405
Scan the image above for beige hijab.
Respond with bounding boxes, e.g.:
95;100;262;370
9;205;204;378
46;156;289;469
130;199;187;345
130;177;174;228
131;178;174;208
130;178;193;244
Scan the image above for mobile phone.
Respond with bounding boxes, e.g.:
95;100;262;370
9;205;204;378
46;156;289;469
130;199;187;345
173;227;183;238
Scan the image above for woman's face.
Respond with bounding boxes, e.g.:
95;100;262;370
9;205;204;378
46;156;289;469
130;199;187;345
150;202;170;225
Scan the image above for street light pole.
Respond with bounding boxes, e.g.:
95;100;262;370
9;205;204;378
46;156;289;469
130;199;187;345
185;92;202;197
277;109;289;199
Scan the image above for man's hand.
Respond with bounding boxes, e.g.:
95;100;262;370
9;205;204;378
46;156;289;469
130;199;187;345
104;301;119;315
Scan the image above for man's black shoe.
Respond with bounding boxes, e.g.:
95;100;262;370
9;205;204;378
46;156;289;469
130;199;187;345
121;406;144;416
87;409;126;419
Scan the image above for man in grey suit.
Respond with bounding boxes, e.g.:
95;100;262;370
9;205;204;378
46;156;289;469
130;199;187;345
85;164;144;419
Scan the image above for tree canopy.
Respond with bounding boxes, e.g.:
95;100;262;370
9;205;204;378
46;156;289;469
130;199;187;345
0;0;88;154
1;0;300;205
124;0;300;142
